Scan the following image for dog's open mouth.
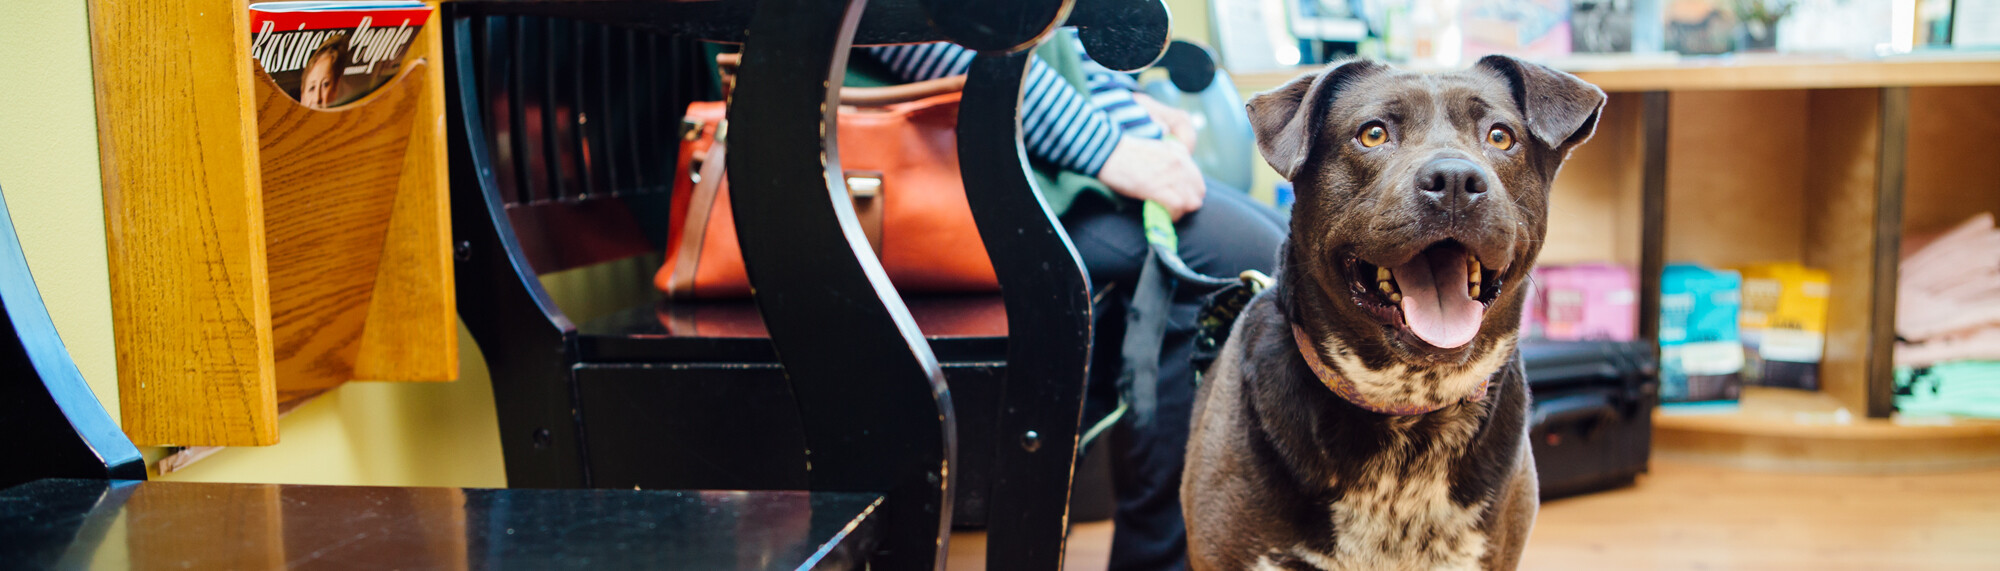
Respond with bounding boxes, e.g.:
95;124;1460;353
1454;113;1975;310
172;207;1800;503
1346;241;1503;350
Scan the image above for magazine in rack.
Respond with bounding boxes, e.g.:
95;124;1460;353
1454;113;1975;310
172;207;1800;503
249;1;432;109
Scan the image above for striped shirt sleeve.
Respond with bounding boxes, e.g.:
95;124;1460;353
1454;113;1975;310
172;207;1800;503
865;42;1124;175
1076;34;1165;141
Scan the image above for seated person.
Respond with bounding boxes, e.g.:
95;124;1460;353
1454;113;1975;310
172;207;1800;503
864;35;1288;571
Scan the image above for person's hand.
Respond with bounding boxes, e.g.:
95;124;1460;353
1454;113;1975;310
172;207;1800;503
1133;93;1198;152
1097;136;1206;221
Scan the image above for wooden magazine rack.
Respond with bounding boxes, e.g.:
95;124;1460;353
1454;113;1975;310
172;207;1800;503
254;61;454;400
90;0;455;447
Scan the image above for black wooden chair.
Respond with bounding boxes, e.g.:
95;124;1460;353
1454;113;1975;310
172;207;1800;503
444;0;1167;568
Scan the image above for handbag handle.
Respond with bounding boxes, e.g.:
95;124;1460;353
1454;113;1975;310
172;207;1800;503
716;53;965;106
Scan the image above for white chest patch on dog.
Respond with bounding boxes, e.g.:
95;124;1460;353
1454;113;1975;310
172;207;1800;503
1319;336;1515;415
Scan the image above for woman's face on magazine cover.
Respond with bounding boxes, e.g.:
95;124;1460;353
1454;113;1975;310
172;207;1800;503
301;53;341;109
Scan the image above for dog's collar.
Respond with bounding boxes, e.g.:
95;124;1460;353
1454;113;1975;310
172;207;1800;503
1290;324;1487;416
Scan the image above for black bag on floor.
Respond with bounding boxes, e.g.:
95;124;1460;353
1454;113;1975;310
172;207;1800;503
1522;339;1659;499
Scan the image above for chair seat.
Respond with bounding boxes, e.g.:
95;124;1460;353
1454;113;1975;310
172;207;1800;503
578;295;1010;364
570;294;1013;521
1;479;882;571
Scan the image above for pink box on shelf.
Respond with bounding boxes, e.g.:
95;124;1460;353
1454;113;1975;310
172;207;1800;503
1533;263;1638;342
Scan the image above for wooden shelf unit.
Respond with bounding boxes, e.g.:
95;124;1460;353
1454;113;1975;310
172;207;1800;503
1576;80;2000;420
1654;387;2000;472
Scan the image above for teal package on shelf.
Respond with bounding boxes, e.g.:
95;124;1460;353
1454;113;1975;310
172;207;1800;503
1660;263;1745;402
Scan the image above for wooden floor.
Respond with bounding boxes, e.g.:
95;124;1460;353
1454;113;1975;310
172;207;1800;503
1523;460;2000;570
949;460;2000;570
947;519;1114;571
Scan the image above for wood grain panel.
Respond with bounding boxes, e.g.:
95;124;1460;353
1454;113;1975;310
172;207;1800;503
1658;415;2000;473
1656;386;2000;472
1571;55;2000;93
1802;88;1894;417
1638;92;1669;341
1232;56;2000;94
1542;92;1645;267
256;64;426;398
1904;85;2000;238
90;0;278;446
353;9;458;383
1662;90;1810;267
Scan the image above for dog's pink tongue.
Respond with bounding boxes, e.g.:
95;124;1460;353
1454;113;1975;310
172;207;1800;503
1395;248;1484;349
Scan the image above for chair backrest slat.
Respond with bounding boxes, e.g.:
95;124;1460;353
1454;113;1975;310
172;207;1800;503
543;18;581;201
572;19;610;198
456;13;701;275
513;18;552;204
476;16;522;204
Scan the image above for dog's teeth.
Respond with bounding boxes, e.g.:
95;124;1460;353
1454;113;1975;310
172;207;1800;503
1469;270;1481;285
1380;281;1395;295
1390;292;1402;303
1470;283;1481;298
1377;267;1391;282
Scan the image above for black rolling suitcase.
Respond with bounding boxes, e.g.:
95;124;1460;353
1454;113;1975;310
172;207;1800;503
1521;339;1659;499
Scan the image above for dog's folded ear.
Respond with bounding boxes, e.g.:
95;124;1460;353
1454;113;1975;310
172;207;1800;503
1248;60;1386;180
1475;55;1607;152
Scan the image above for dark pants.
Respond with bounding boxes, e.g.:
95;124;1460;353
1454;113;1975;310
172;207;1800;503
1061;179;1287;571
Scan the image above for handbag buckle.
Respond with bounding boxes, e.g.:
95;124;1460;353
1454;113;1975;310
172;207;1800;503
845;171;883;200
843;171;885;256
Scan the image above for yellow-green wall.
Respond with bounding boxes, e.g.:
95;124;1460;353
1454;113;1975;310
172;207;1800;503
5;0;506;489
1167;0;1213;47
1165;0;1288;203
163;326;508;488
1;0;120;419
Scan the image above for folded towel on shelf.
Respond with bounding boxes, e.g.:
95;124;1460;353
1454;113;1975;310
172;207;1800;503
1899;328;2000;368
1896;212;2000;368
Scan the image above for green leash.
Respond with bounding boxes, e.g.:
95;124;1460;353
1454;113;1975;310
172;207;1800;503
1141;201;1238;288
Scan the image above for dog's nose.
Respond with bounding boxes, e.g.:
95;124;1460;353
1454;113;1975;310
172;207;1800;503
1415;158;1488;200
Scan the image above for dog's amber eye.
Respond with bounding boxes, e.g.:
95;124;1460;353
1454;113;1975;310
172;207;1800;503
1358;123;1388;148
1487;126;1515;150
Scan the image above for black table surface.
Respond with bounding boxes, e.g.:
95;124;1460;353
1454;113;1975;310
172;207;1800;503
0;479;882;570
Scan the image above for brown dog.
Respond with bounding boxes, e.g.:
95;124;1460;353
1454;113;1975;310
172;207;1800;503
1182;56;1604;570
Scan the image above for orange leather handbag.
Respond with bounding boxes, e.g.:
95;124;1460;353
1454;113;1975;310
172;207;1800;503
657;77;999;299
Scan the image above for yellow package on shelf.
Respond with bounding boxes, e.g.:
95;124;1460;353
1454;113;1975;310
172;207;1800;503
1734;262;1831;391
